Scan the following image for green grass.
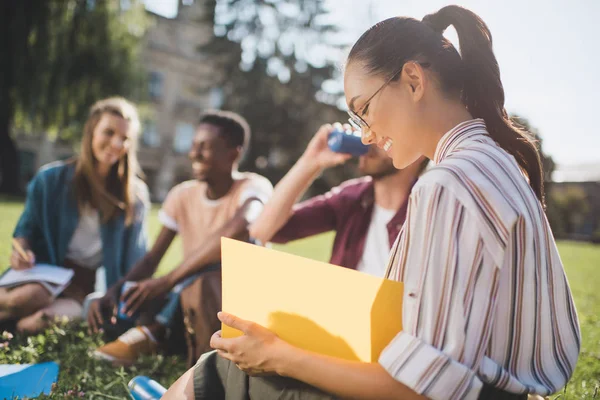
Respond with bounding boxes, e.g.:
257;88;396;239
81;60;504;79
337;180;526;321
0;200;332;279
553;242;600;399
0;199;598;398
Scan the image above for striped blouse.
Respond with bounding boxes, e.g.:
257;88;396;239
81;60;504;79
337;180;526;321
378;119;580;399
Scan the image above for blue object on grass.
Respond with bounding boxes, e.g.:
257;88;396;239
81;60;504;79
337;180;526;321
128;376;167;400
0;361;59;399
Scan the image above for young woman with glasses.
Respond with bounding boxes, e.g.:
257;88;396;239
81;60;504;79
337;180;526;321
165;5;579;400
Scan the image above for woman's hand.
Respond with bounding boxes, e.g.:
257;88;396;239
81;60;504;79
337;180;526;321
301;123;353;170
10;240;35;270
210;312;291;376
210;313;427;400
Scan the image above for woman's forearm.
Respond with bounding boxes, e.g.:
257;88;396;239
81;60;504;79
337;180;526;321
277;345;426;400
249;156;322;244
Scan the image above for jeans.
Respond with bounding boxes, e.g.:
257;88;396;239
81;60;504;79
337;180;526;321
81;262;222;329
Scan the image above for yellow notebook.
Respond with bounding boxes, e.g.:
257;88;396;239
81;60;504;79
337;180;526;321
221;238;404;363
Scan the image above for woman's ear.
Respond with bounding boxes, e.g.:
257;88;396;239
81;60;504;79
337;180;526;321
401;62;426;102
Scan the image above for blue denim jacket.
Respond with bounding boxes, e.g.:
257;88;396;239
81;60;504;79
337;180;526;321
12;160;149;288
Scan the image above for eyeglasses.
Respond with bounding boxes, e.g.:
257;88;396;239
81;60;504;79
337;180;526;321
347;62;430;133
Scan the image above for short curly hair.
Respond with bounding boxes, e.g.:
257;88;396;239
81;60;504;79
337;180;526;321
198;110;250;153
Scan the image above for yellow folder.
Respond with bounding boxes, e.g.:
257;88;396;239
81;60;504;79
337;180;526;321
221;238;404;363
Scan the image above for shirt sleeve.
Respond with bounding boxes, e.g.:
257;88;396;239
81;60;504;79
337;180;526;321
237;177;274;224
237;176;274;206
269;188;340;244
379;182;502;400
159;186;182;232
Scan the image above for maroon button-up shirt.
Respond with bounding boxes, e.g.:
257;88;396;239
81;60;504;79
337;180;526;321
270;177;411;270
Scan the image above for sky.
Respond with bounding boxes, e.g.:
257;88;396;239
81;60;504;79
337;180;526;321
144;0;600;166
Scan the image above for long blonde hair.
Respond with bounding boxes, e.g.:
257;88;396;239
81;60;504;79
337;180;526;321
73;97;142;226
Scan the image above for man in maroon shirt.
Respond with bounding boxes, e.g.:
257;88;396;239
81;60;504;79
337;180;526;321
250;124;428;276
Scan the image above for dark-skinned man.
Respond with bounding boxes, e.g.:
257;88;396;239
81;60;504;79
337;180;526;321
90;110;273;366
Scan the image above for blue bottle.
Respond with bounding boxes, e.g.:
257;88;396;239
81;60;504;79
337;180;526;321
128;376;167;400
328;128;369;156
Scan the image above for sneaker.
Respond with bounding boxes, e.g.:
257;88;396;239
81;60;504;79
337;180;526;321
93;327;158;366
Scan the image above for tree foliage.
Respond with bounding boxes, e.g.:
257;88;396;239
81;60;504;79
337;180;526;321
194;0;348;188
547;185;590;238
510;114;575;238
510;114;556;183
0;0;149;193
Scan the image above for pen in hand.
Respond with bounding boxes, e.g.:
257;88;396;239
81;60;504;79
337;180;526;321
11;238;35;269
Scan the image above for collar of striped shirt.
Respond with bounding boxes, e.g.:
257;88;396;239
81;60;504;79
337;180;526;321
433;118;487;164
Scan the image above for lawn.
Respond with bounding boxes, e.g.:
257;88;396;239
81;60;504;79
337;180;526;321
0;199;598;399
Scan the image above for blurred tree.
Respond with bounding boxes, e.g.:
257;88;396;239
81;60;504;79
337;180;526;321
192;0;348;188
0;0;149;194
548;185;590;238
197;0;340;86
510;115;565;235
510;114;556;183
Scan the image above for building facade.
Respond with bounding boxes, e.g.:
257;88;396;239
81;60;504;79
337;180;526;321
14;0;353;202
15;1;222;201
138;1;224;200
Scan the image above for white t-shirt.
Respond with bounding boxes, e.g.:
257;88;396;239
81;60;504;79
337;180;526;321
355;205;396;277
66;209;103;269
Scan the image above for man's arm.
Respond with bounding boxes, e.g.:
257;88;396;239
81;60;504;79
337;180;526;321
120;226;177;284
109;226;175;298
90;226;177;325
250;124;350;244
249;156;323;244
164;197;259;286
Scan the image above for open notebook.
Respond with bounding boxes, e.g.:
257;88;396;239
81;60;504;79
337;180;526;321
0;264;74;297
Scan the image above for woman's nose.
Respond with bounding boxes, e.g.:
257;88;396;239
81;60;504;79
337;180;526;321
361;128;375;145
111;137;124;149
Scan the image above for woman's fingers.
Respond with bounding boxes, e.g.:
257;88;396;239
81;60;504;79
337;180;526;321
216;349;235;362
25;250;35;265
9;251;19;269
211;330;233;352
217;312;254;334
10;250;34;270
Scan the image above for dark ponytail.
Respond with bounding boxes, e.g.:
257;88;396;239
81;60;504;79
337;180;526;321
348;5;545;206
